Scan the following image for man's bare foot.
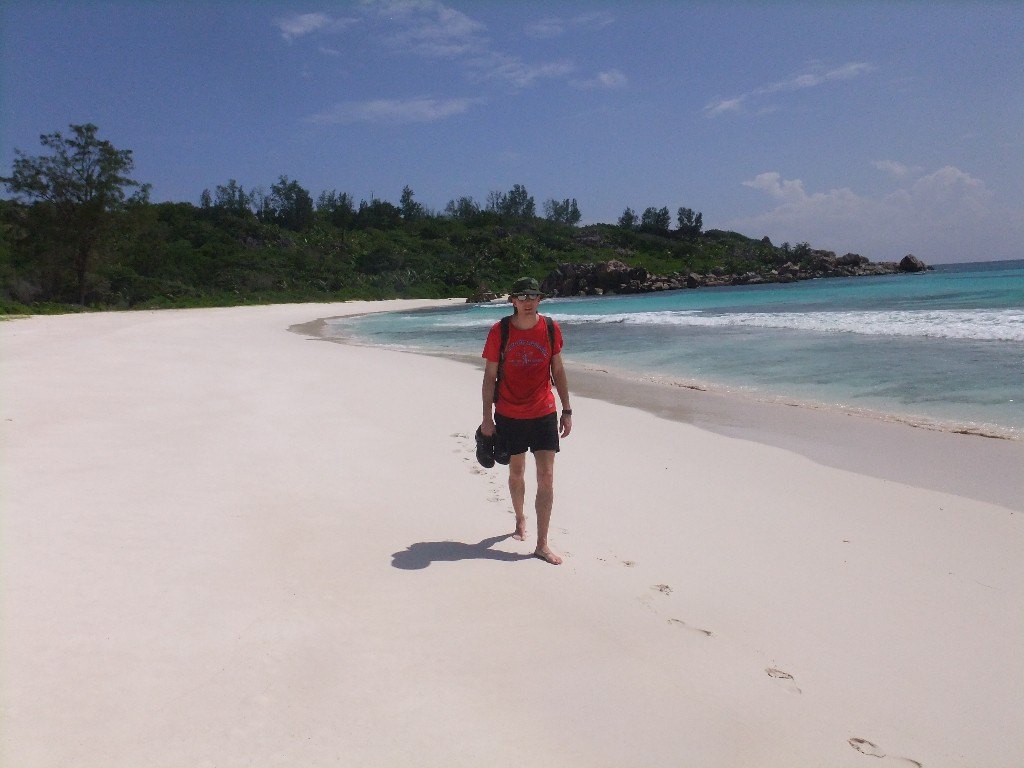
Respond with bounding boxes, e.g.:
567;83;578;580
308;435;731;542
534;546;563;565
513;517;527;541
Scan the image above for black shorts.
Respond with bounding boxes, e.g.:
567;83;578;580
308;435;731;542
495;412;560;456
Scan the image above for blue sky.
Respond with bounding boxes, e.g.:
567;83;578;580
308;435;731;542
2;1;1022;263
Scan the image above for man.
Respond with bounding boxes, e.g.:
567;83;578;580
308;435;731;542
480;277;572;565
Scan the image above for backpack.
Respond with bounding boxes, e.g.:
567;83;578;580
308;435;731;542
494;314;557;404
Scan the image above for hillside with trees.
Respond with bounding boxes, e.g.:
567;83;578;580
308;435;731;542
1;124;917;314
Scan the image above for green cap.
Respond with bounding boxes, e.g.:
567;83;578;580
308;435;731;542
510;277;543;296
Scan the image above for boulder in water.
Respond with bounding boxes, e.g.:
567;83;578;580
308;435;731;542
898;254;928;273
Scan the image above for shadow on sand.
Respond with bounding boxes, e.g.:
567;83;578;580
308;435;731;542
391;533;533;570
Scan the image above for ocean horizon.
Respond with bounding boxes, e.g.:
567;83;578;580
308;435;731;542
327;258;1024;439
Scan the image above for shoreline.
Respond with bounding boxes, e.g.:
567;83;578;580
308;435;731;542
309;314;1024;513
316;301;1023;441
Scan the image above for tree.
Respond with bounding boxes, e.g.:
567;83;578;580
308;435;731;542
618;207;638;230
567;198;581;226
502;184;535;219
2;123;139;304
640;206;671;233
316;190;355;228
488;184;535;219
676;207;703;237
213;179;253;217
399;185;424;221
543;198;582;226
355;198;402;229
485;190;506;213
266;176;314;231
444;196;480;219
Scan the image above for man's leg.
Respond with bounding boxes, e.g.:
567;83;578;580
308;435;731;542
532;450;562;565
508;453;528;541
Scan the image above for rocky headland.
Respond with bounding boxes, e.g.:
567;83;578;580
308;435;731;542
536;252;930;298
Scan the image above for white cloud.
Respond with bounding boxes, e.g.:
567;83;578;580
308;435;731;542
275;13;357;42
742;172;811;204
470;52;575;88
573;11;615;30
762;62;874;94
704;62;874;118
730;166;1004;261
704;97;744;117
524;11;615;38
369;2;575;86
309;96;477;125
571;69;628;90
524;17;566;38
276;13;329;41
905;165;992;217
872;159;918;178
284;1;601;95
370;0;487;58
295;0;608;132
287;2;578;90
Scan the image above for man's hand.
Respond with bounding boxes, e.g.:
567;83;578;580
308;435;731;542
559;413;572;437
480;418;496;437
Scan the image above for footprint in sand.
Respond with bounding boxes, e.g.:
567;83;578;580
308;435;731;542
638;584;673;610
668;618;713;637
849;738;885;758
848;738;922;766
452;433;476;461
765;667;802;694
596;556;636;567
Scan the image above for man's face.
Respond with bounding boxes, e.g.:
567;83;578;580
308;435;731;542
512;293;541;313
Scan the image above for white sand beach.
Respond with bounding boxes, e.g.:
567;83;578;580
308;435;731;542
2;301;1022;767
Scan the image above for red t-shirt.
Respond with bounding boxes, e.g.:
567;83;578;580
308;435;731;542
482;316;564;419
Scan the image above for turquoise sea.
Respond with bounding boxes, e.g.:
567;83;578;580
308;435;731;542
326;260;1024;439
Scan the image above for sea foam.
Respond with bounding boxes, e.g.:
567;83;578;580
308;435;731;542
543;309;1024;342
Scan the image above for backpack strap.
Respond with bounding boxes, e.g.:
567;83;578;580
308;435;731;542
545;315;557;385
494;315;511;403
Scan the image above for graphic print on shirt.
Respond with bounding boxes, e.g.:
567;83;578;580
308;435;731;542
505;339;550;370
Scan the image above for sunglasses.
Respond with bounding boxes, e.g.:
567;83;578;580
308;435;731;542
514;293;541;301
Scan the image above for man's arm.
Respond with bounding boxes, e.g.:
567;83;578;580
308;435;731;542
481;360;499;436
551;353;572;437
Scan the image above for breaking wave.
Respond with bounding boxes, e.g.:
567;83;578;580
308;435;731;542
435;309;1024;342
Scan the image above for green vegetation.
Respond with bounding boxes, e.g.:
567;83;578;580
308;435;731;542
1;123;820;314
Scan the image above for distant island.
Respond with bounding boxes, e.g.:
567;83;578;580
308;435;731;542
1;123;928;314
